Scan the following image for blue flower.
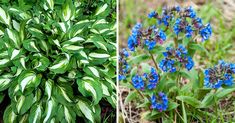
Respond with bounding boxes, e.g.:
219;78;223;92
200;23;212;41
193;17;203;28
175;6;181;12
158;30;166;41
186;6;196;18
204;61;235;88
122;48;129;57
128;23;142;51
127;36;137;51
147;67;159;89
185;25;193;38
173;18;181;35
150;92;168;112
145;40;156;50
185;56;194;71
148;11;157;18
158;14;170;26
132;75;145;90
159;59;176;72
119;75;126;81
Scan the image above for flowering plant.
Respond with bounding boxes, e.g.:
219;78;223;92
119;6;234;122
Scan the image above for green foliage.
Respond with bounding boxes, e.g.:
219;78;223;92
119;1;235;122
0;0;116;122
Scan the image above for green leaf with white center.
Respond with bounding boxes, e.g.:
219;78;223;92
84;66;100;78
8;48;22;60
62;44;83;53
0;75;12;91
3;106;17;123
8;7;31;20
15;93;34;114
62;37;85;45
95;4;108;16
106;92;116;108
62;1;74;21
89;52;110;59
18;71;41;92
33;56;50;71
49;56;70;74
28;28;44;39
45;0;54;10
29;103;43;123
0;7;10;26
101;83;110;96
57;86;72;103
6;29;20;48
45;79;53;100
43;98;57;123
20;57;26;69
68;19;90;38
76;100;95;123
13;20;20;32
64;106;76;123
77;78;102;104
0;58;10;67
23;40;40;52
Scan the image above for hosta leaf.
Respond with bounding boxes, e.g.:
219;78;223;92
76;99;95;123
89;52;110;59
77;78;102;105
28;28;44;39
35;57;50;71
45;79;53;100
95;4;108;16
14;93;34;114
49;55;70;74
18;71;41;92
23;40;40;52
0;58;10;68
45;0;54;10
0;74;13;91
101;83;110;96
8;48;22;60
28;103;43;123
0;6;10;26
55;85;73;103
0;93;5;103
6;29;20;48
83;66;100;78
8;7;31;20
43;98;57;123
62;1;73;21
106;92;116;108
68;19;90;38
64;106;76;123
62;44;83;53
3;105;17;123
62;37;85;45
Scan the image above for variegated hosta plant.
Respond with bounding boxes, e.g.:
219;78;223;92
0;0;116;122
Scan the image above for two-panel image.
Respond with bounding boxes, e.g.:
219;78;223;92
0;0;234;123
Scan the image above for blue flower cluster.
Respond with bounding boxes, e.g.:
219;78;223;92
159;45;194;72
128;23;142;51
150;92;168;112
132;67;159;90
144;29;167;50
132;75;145;90
204;61;235;88
119;49;130;80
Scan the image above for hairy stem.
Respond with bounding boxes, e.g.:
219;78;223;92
149;52;159;70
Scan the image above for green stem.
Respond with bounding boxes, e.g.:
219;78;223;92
149;52;159;70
